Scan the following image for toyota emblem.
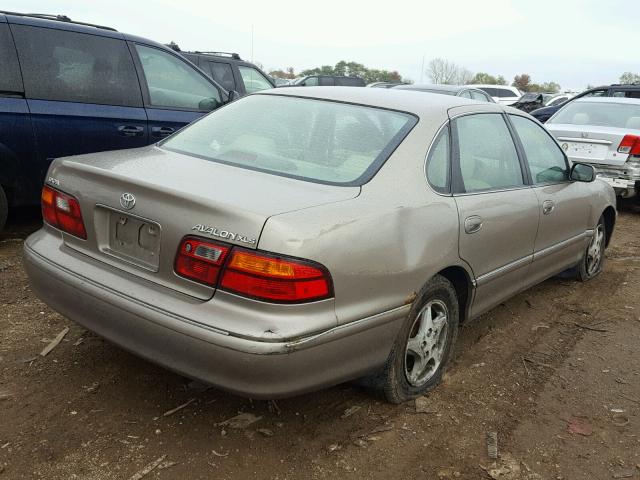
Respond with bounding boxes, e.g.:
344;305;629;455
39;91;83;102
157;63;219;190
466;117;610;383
120;193;136;210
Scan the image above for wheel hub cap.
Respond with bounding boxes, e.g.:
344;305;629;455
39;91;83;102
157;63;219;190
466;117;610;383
404;300;449;387
586;225;604;276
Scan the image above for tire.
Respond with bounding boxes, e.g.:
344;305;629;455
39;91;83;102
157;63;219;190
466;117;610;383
0;185;7;233
577;215;606;282
381;275;459;404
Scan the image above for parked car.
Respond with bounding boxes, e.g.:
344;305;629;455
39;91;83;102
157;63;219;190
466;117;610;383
531;84;640;123
0;11;230;232
173;46;275;95
546;97;640;198
392;84;494;102
510;92;554;113
467;84;522;105
24;87;616;402
292;75;365;87
272;77;292;86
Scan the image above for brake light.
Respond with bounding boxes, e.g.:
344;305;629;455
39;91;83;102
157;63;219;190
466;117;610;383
220;248;332;303
41;185;87;239
175;237;231;286
618;135;640;155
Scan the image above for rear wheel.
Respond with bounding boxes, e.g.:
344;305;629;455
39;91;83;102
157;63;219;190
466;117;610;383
0;185;7;232
380;275;459;404
577;216;605;282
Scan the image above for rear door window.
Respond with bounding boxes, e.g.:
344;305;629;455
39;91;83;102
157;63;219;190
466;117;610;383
319;76;335;86
454;114;524;193
12;25;142;106
509;115;569;184
613;90;640;99
426;126;450;193
135;44;221;110
208;61;236;91
459;90;472;99
237;66;273;93
0;24;22;93
336;77;363;87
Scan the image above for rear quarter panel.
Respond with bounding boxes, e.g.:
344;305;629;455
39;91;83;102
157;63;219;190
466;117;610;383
259;115;466;325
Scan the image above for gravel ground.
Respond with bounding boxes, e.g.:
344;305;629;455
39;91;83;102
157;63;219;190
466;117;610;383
1;202;640;479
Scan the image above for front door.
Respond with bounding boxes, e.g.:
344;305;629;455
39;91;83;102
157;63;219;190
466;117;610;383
451;112;539;317
507;114;592;285
131;43;223;140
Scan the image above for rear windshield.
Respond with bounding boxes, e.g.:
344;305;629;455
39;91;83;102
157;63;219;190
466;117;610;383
549;101;640;128
161;94;416;185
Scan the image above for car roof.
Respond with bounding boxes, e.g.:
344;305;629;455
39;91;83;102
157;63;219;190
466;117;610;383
467;84;518;89
573;97;640;105
258;86;505;117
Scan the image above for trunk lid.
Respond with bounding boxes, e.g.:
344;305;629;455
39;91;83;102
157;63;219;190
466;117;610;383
48;145;360;299
547;124;639;167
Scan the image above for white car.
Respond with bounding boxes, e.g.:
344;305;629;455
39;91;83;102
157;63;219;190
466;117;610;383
467;84;522;105
546;93;574;107
546;97;640;198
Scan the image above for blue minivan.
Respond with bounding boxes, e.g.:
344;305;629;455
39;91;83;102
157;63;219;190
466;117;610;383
0;11;230;231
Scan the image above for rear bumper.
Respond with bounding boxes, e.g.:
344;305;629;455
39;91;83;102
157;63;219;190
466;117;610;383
593;165;640;198
23;232;406;398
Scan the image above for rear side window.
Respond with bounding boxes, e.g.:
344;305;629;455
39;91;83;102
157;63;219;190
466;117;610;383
454;114;524;193
0;24;22;93
208;61;236;91
135;44;221;110
495;88;517;98
161;95;417;186
426;126;450;193
336;77;363;87
319;76;335;86
237;66;272;93
509;115;569;184
12;25;142;107
548;101;640;128
613;90;640;99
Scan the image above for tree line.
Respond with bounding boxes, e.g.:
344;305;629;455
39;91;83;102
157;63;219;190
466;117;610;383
269;61;404;84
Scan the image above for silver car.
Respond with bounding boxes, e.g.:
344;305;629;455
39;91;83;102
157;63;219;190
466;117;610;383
24;87;616;403
546;97;640;198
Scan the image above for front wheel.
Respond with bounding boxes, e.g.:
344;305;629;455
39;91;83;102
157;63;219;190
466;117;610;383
577;216;605;282
380;275;459;404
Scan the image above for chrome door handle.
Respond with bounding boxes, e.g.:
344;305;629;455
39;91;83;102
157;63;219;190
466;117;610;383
542;200;555;215
464;215;483;234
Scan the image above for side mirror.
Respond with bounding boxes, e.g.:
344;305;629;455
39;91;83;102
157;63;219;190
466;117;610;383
198;97;221;112
570;162;596;182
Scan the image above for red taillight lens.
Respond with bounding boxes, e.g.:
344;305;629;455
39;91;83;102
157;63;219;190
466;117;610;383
41;185;87;239
175;237;231;286
220;248;332;303
618;135;640;155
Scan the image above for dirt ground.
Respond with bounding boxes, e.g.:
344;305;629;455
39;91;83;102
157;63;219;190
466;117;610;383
1;202;640;480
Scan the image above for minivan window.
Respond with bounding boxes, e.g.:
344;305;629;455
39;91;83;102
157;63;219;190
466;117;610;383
237;66;272;93
209;61;236;91
455;114;524;193
12;25;142;107
0;24;22;93
319;76;335;86
426;126;450;193
509;115;569;184
161;95;416;185
135;44;221;110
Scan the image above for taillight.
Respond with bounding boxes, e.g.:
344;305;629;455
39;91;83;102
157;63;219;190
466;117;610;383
618;135;640;155
220;248;332;303
174;237;333;303
41;185;87;239
175;237;230;286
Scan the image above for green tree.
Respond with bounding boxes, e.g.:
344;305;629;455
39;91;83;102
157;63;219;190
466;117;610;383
513;74;532;92
468;72;507;85
301;60;406;83
619;72;640;84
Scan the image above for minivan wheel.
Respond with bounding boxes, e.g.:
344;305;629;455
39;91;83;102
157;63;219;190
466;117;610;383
577;216;606;282
0;185;7;232
380;275;459;404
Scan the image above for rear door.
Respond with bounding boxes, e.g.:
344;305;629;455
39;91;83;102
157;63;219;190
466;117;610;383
451;112;539;317
131;43;224;140
204;60;240;94
508;114;593;284
0;21;38;207
10;23;148;187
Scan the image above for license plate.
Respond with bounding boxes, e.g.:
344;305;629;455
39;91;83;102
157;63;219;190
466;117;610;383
598;176;628;189
561;141;607;160
105;211;161;271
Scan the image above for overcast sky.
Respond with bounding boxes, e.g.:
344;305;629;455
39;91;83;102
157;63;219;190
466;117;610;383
6;0;640;90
